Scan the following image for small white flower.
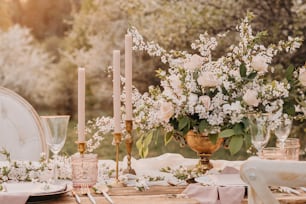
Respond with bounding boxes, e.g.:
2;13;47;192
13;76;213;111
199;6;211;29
135;178;149;191
183;54;204;71
197;71;220;87
199;95;211;110
158;101;174;122
188;93;198;105
243;89;260;107
251;55;269;73
169;75;183;95
298;68;306;86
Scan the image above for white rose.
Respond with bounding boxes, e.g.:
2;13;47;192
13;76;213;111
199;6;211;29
251;55;269;73
158;102;174;122
169;75;183;95
197;71;220;87
183;54;205;71
188;93;198;105
199;95;211;110
298;69;306;86
243;90;260;107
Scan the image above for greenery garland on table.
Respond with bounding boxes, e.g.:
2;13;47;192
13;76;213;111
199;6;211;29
0;149;194;192
0;146;229;193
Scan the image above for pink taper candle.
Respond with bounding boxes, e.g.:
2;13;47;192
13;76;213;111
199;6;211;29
113;50;121;133
78;67;85;142
125;34;133;120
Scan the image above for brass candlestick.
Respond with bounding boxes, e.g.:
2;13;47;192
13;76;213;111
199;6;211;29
111;132;124;187
123;120;136;175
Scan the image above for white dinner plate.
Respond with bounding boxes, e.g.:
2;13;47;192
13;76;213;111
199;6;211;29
5;182;67;195
0;87;47;161
3;182;69;203
27;189;69;203
195;174;246;187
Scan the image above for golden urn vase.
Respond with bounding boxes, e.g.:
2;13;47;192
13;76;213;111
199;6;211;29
185;130;223;172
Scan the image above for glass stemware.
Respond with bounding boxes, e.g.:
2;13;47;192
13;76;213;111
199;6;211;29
274;118;292;149
40;115;70;183
247;113;271;157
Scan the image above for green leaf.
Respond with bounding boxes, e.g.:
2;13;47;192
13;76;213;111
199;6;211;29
244;132;252;149
283;101;295;116
229;135;243;155
153;128;162;145
233;123;243;135
199;120;209;132
219;129;235;138
241;117;249;129
221;86;229;95
136;132;153;158
143;131;153;147
143;147;149;158
136;136;145;158
240;63;247;78
178;116;190;131
136;135;143;150
286;64;294;81
209;133;218;144
164;131;173;145
247;72;257;79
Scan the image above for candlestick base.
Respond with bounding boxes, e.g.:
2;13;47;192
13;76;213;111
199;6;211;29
123;120;136;175
123;133;136;175
109;179;126;188
123;168;136;175
113;132;122;184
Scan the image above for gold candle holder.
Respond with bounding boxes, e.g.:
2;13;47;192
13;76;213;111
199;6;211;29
123;120;136;175
111;132;124;187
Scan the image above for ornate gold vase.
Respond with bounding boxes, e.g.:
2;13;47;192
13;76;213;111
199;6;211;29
185;130;223;172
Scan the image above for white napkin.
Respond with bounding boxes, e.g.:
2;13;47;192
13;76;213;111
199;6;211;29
184;165;245;204
0;192;29;204
218;186;245;204
182;183;245;204
210;160;244;172
128;153;198;175
182;183;218;204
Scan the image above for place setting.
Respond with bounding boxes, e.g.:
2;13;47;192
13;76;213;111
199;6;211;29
0;182;69;203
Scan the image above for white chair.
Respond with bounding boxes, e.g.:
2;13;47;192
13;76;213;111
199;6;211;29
240;158;306;204
0;87;47;161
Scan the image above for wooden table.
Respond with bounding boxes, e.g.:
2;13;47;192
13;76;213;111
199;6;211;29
33;186;306;204
44;186;199;204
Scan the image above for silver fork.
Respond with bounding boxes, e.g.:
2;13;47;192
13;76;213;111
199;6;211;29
279;186;300;195
81;184;96;204
94;184;114;204
71;189;81;204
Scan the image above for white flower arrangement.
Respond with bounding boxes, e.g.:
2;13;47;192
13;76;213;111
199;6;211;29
86;13;305;159
0;150;71;183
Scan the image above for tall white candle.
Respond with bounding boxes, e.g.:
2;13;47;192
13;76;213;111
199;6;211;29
78;67;85;142
125;34;133;120
113;50;121;133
